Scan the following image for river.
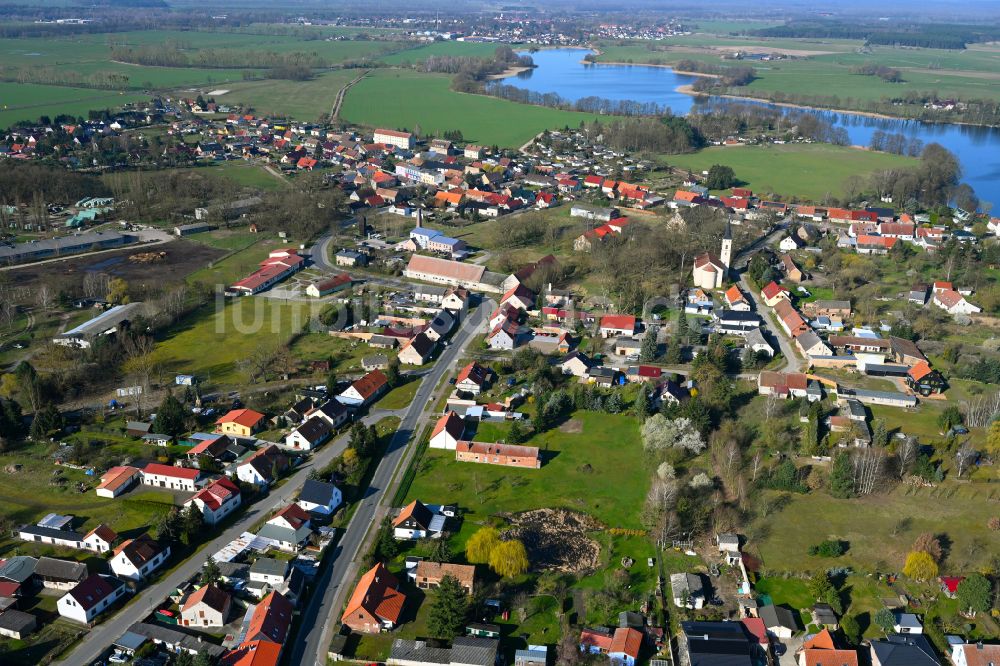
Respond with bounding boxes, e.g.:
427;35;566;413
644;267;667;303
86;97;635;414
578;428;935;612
501;48;1000;207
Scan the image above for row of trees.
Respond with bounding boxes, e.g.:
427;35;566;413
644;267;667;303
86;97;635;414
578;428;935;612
851;63;904;83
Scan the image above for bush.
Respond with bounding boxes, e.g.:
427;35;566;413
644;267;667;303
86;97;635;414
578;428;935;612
808;539;847;558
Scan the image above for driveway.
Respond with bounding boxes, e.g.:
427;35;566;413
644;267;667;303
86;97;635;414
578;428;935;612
775;633;804;666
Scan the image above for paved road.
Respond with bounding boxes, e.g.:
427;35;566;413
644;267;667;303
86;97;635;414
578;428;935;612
58;409;390;666
289;300;489;666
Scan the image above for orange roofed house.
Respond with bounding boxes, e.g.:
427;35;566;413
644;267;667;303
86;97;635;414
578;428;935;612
341;562;407;633
216;409;267;437
798;628;858;666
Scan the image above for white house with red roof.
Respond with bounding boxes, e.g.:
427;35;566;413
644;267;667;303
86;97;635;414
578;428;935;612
229;249;305;296
83;524;117;554
609;627;643;666
338;369;389;407
933;289;981;315
724;285;751;311
185;477;242;525
110;534;170;581
95;465;141;498
430;412;466;450
500;284;536;311
599;314;637;339
141;463;202;492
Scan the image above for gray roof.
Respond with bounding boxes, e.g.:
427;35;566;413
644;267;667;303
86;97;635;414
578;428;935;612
33;557;87;583
429;310;455;336
0;609;35;632
250;557;289;578
390;636;499;666
18;524;83;542
671;572;704;599
256;523;310;545
0;556;38;583
57;303;146;342
299;479;340;506
759;604;798;630
744;328;771;349
114;630;148;651
216;561;249;580
0;230;132;263
391;639;452;664
127;622;226;658
293;416;332;443
870;635;939;666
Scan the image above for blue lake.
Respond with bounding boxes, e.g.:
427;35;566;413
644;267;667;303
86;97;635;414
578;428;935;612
503;48;1000;207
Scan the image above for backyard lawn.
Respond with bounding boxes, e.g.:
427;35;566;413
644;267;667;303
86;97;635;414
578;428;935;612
378;379;420;410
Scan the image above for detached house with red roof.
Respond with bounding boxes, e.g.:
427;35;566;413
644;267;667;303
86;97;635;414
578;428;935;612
96;465;141;498
57;574;127;624
724;285;751;311
246;591;293;644
760;281;791;307
184;477;241;525
181;584;231;628
216;408;267;437
342;562;407;633
455;362;491;395
430;412;466;450
599;314;637;339
933;289;981;315
338;369;389;407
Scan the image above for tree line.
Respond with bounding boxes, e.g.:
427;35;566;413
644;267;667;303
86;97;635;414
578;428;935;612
851;62;904;83
754;20;1000;49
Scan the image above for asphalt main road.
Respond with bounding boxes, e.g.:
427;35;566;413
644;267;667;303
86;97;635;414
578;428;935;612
289;299;488;666
59;409;389;666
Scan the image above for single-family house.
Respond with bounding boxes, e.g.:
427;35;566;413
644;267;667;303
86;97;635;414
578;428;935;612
181;584;231;628
342;562;407;633
724;285;751;311
285;416;332;451
680;621;755;666
83;524;117;554
339;370;389;406
759;604;798;639
215;408;266;437
430;412;466;450
670;573;705;609
398;332;436;365
245;591;293;644
296;479;342;516
933;289;981;315
308;399;349;430
798;629;858;666
110;534;170;581
869;635;938;666
184;477;241;526
780;254;804;282
393;500;446;540
236;445;289;487
599;314;637;338
455;362;490;395
57;574;127;624
501;284;536;311
760;281;790;307
795;330;833;357
893;612;923;634
951;641;1000;666
609;627;643;666
744;328;774;357
559;350;595;377
907;361;946;396
487;318;531;350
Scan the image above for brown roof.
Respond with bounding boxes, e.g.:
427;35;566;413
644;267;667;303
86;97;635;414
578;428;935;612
183;584;231;614
351;370;389;400
114;533;166;567
456;441;540;460
610;627;643;658
953;644;1000;666
405;255;485;283
413;561;475;590
97;466;140;492
342;562;406;625
85;524;117;543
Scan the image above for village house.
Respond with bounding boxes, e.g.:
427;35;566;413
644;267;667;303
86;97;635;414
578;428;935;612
760;604;798;639
798;629;858;666
285;416;333;451
236;445;290;487
599;314;637;338
424;309;456;342
83;524;117;554
856;235;898;255
409;561;475;595
338;369;389;407
803;300;852;319
760;281;790;307
110;534;170;581
296;479;343;516
33;557;88;591
774;299;809;337
455;442;541;469
951;641;1000;666
671;572;706;609
933;289;981;315
57;574;127;624
245;591;293;644
907;361;947;396
744;328;774;357
342;562;407;633
184;477;241;526
559;350;595;377
487;318;531;350
306;399;349;430
141;463;201;492
795;330;833;358
758;371;811;400
215;408;266;437
403;255;502;293
335;249;368;267
393;500;446;540
723;285;751;311
780;254;804;282
180;584;231;628
501;284;536;311
248;558;289;599
455;362;491;394
186;434;247;465
373;129;414;150
430;412;466;450
398;332;436;365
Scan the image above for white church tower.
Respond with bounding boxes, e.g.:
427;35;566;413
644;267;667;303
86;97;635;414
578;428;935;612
720;220;733;279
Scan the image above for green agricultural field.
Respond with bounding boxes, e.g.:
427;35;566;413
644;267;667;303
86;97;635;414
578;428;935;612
340;69;601;147
380;40;513;65
0;82;145;128
403;410;648;530
212;69;360;122
749;482;999;574
207;160;288;191
664;143;918;201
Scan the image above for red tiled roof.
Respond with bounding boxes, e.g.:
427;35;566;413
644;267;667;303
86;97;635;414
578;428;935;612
741;617;768;645
610;627;643;658
221;641;282;666
600;314;636;331
940;576;964;593
405;255;486;283
246;591;293;644
183;584;230;613
761;281;788;300
216;408;266;429
85;524;118;544
432;412;466;441
351;370;389;400
908;360;933;381
143;463;200;480
342;562;406;625
190;477;240;511
98;465;140;492
581;628;613;652
272;504;310;530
